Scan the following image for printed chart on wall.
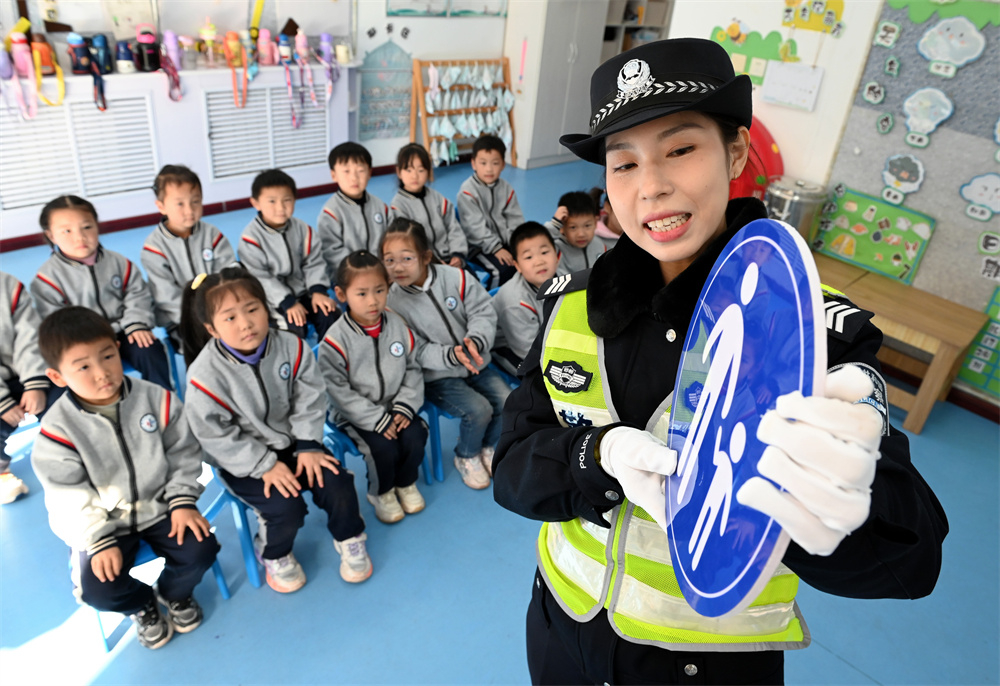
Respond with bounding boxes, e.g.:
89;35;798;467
813;186;934;284
822;0;1000;311
359;40;412;141
957;286;1000;399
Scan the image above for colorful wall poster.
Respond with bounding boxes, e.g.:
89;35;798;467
710;28;798;85
781;0;846;35
812;187;936;284
358;40;412;141
957;286;1000;399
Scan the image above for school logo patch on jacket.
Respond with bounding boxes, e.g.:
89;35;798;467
445;296;458;310
390;341;404;357
203;248;215;262
279;362;291;379
139;413;158;432
544;361;592;393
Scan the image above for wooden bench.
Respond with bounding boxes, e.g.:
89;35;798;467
813;254;987;434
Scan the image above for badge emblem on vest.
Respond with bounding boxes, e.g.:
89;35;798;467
279;362;291;380
202;248;215;262
559;409;593;427
390;341;404;357
544;361;592;393
445;296;458;310
139;413;158;432
666;218;826;618
111;275;122;289
374;212;384;224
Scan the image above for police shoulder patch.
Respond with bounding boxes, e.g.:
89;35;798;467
539;269;591;300
544;360;593;393
822;291;873;342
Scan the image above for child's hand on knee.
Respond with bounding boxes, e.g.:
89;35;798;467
391;413;410;431
285;303;308;328
295;450;341;488
1;405;25;427
128;329;155;348
454;345;480;375
311;292;335;315
91;546;123;583
20;389;47;416
263;460;302;498
494;248;515;266
169;508;211;545
448;256;464;268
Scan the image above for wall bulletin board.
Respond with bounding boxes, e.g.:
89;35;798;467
820;0;999;313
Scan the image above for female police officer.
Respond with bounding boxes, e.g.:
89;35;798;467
492;38;947;685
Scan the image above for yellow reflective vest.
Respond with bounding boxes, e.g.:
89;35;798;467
537;288;810;652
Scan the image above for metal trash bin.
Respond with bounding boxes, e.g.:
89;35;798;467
763;176;828;244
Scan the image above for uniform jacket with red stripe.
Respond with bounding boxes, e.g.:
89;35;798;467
30;246;155;337
141;220;237;332
315;190;389;284
185;331;325;479
389;185;468;264
544;217;609;276
491;272;542;368
319;310;424;434
386;264;497;382
238;214;328;316
31;378;204;554
0;271;49;415
456;174;525;255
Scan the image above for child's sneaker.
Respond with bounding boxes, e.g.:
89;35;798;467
395;483;425;514
479;446;496;476
261;553;307;593
367;490;405;523
157;594;203;633
0;472;29;504
131;599;173;649
334;533;372;583
454;455;490;490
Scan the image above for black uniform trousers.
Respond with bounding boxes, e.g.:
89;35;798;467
117;330;172;391
346;419;428;496
526;569;784;686
220;447;365;560
74;516;220;614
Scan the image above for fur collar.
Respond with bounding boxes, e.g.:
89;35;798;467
587;198;768;338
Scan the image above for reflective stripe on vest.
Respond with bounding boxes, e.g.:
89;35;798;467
537;289;810;651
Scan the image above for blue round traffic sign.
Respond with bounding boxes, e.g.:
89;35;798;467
665;218;826;618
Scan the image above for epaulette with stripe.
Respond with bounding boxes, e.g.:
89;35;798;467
821;285;873;343
538;269;591;300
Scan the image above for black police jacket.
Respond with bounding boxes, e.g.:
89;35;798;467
493;197;948;603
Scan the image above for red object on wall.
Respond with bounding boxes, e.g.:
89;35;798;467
730;116;783;200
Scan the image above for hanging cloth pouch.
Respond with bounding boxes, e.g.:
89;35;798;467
9;33;37;119
0;47;30;120
223;31;248;107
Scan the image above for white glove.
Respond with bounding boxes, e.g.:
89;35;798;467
737;365;883;556
599;427;678;532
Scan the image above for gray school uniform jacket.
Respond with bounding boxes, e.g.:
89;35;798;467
31;377;203;554
316;190;389;283
31;246;155;336
319;311;423;434
238;214;328;316
185;331;325;479
141;220;237;332
0;272;49;416
389;186;468;263
544;218;608;276
386;264;497;382
456;175;525;255
492;273;542;364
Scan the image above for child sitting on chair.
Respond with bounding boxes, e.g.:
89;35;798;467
32;307;218;650
31;195;172;390
544;191;607;275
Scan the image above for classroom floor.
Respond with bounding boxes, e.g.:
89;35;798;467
1;160;997;686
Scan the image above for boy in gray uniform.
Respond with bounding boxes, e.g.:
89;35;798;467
492;222;560;376
543;191;607;276
456;135;525;288
316;142;389;284
142;165;237;347
239;169;339;339
32;307;219;650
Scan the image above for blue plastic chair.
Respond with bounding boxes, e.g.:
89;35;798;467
203;469;263;590
466;261;493;289
323;420;435;486
419;402;452;483
92;522;231;651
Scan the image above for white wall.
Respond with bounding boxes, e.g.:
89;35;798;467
354;0;506;166
668;0;883;186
